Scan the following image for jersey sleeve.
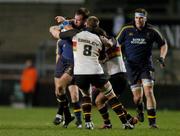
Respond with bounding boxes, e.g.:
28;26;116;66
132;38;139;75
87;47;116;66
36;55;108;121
152;27;166;48
116;26;126;45
59;29;80;40
57;40;63;55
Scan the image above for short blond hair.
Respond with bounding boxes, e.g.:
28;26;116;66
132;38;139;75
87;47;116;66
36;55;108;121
86;16;100;28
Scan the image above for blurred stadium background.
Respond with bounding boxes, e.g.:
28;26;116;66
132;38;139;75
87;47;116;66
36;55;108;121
0;0;180;109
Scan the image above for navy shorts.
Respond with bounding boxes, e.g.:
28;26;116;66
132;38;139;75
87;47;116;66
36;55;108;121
54;56;74;78
125;62;154;86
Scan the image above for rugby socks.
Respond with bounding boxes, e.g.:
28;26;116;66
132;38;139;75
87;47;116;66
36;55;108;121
72;102;82;123
63;96;72;118
108;97;127;124
99;105;111;125
147;109;156;126
57;94;71;118
82;96;92;122
136;102;144;113
122;106;133;121
56;95;66;116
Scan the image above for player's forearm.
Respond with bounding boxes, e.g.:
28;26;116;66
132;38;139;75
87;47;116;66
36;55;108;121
160;43;168;59
55;16;65;23
100;36;116;48
49;26;60;39
60;29;79;39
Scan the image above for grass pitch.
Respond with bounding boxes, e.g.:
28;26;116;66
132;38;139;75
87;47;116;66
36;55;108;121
0;106;180;136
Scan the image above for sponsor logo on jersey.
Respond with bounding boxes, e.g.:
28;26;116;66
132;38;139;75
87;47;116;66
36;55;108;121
131;38;147;45
129;32;133;36
78;38;99;47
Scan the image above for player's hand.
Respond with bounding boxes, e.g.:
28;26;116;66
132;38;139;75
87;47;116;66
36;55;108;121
55;89;60;97
55;16;65;23
157;57;165;68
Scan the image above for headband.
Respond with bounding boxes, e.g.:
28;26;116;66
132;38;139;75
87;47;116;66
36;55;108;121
135;12;146;18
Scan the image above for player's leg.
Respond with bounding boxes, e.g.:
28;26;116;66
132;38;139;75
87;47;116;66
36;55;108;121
57;73;75;128
53;77;65;125
53;69;74;127
93;74;137;129
109;72;128;98
53;54;64;124
109;72;137;123
141;69;158;128
142;79;158;128
131;82;145;122
68;84;82;128
126;64;145;122
53;53;74;126
95;91;112;129
75;75;94;130
101;81;137;129
23;92;28;107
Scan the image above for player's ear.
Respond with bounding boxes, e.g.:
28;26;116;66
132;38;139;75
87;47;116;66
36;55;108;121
144;17;147;22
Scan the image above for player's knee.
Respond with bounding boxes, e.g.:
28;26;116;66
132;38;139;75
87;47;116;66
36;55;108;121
95;98;103;108
131;84;142;103
56;82;65;91
133;96;142;104
57;86;63;92
102;81;114;96
145;89;154;98
71;95;79;103
131;83;141;92
142;79;154;87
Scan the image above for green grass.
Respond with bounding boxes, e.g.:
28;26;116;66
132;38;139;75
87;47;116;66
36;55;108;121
0;106;180;136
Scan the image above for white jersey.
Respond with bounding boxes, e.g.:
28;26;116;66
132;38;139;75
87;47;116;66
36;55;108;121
102;43;126;75
72;30;104;75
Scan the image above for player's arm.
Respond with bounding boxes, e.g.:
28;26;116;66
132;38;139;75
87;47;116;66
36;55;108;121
55;16;66;23
95;27;116;48
59;29;80;39
99;36;116;48
153;27;168;68
49;25;60;39
158;41;168;68
160;41;168;60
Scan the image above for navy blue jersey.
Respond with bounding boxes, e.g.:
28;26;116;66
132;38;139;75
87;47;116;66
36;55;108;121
57;39;74;62
116;22;165;66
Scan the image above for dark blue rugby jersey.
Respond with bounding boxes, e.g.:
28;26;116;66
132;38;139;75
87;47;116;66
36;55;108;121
116;22;165;65
57;39;74;62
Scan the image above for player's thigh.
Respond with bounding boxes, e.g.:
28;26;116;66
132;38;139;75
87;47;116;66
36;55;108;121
91;74;109;88
110;72;128;96
74;75;91;95
55;73;72;89
68;85;79;101
95;92;107;105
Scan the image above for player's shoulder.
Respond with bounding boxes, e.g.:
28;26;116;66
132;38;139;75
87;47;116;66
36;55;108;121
116;22;134;39
146;23;160;33
57;38;71;45
121;22;135;31
57;39;62;45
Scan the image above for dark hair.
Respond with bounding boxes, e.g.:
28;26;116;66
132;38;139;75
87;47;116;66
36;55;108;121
75;7;90;20
134;8;148;17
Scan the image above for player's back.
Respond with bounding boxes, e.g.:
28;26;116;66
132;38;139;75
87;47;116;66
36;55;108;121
72;30;103;75
57;39;74;62
103;45;126;75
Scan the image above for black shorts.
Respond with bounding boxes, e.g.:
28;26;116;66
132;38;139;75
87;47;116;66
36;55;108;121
74;74;109;92
109;72;128;96
54;56;74;78
125;62;154;86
